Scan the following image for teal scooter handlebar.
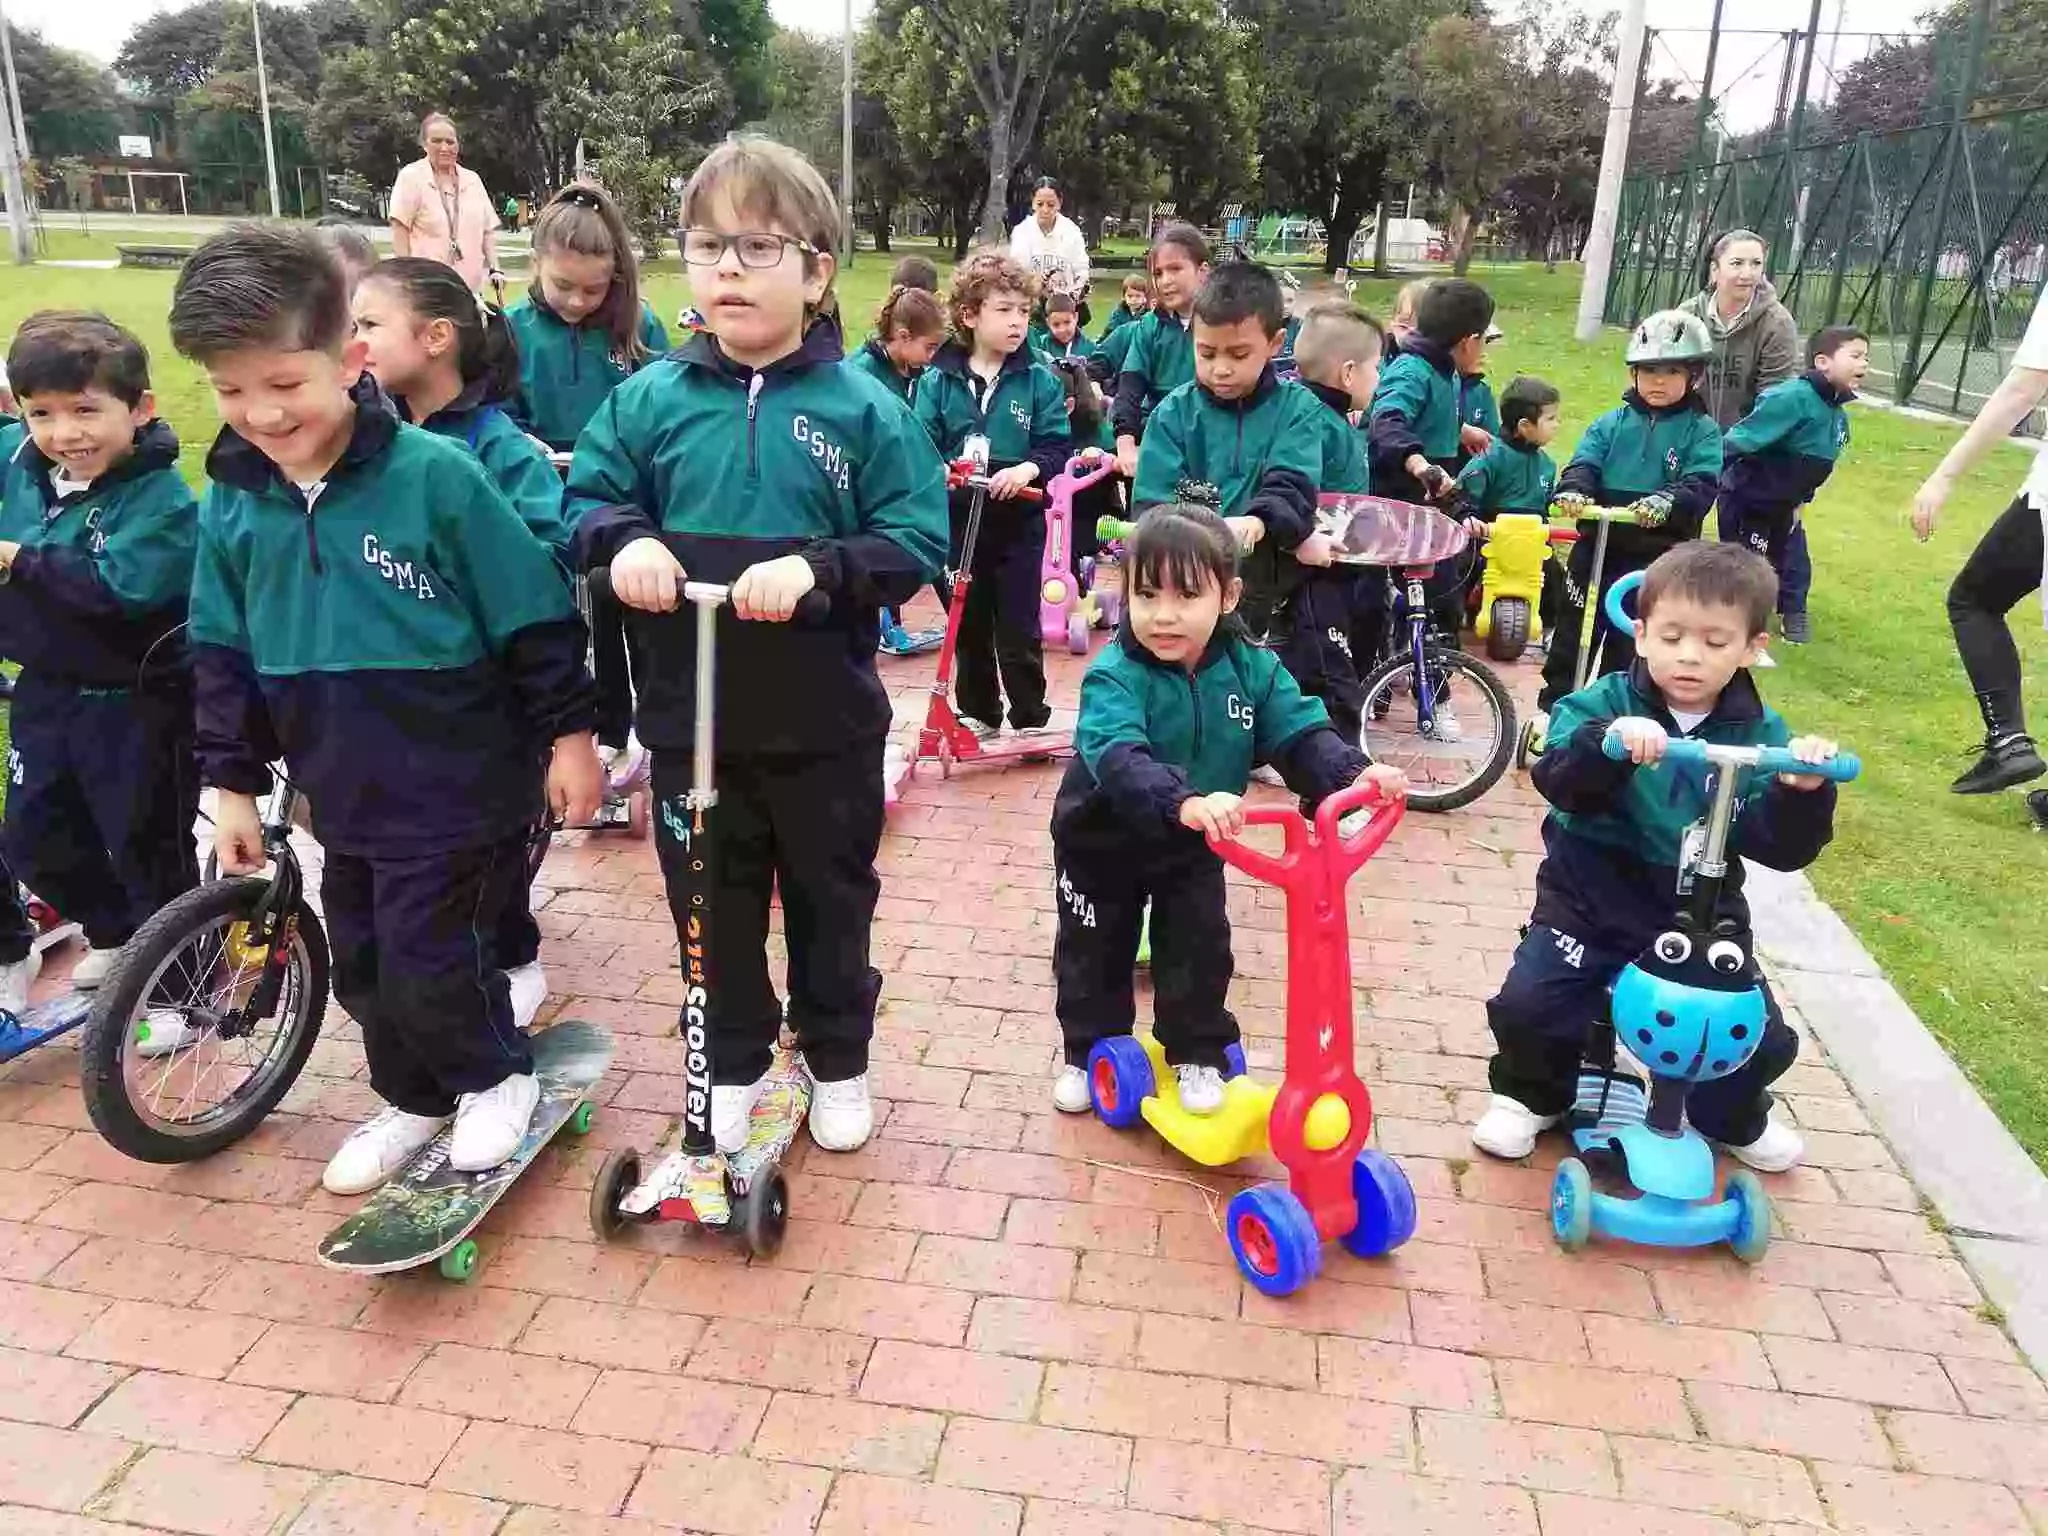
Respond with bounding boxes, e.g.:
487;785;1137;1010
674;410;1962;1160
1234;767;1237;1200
1601;727;1861;783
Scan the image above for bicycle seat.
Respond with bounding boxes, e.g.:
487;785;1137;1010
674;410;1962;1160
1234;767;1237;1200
1318;495;1469;567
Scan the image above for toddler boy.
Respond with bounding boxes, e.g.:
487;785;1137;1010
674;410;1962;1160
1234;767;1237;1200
1454;375;1560;521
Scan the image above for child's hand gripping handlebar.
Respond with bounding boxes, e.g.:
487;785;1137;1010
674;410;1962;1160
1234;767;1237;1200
586;563;833;624
947;459;1046;500
1600;727;1862;783
1059;452;1117;492
1205;780;1406;886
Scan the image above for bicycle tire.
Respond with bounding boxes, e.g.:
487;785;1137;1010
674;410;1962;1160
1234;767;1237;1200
1358;646;1517;812
80;877;329;1163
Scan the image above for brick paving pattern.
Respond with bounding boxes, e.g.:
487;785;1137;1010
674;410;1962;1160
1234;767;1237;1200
2;633;2045;1534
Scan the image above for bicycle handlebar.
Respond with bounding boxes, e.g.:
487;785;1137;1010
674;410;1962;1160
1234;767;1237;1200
1601;727;1861;783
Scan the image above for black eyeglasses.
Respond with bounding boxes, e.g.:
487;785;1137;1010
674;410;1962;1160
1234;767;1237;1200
679;229;821;269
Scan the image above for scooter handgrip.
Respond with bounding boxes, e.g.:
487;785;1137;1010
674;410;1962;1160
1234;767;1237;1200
1603;729;1861;782
587;567;834;625
1097;515;1137;543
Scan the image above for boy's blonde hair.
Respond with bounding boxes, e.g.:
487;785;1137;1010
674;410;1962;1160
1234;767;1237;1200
1293;302;1384;381
1121;273;1150;298
680;136;840;299
1392;278;1432;326
948;250;1038;338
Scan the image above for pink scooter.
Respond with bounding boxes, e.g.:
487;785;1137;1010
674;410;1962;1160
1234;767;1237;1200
1038;452;1118;655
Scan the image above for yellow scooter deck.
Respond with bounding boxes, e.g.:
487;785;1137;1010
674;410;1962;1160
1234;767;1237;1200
1130;1031;1277;1167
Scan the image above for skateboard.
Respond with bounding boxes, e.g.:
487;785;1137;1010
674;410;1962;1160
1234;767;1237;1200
316;1018;614;1282
1316;494;1471;567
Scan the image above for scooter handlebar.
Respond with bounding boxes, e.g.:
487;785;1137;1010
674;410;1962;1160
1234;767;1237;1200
586;564;833;625
1601;726;1861;783
1097;514;1137;544
1206;780;1406;885
1548;500;1644;524
946;460;1046;500
1060;452;1118;491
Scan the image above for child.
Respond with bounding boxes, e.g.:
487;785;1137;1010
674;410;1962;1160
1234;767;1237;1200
1132;263;1336;654
1474;541;1839;1171
351;257;575;1034
1383;279;1429;362
1538;311;1723;724
849;283;948;402
0;359;14;420
171;225;603;1193
314;218;379;293
0;312;199;1017
1049;503;1406;1114
1111;224;1212;477
1052;357;1119;571
913;250;1071;737
889;254;941;293
1100;272;1151;337
1715;325;1867;645
1034;293;1096;366
508;182;670;792
567;137;948;1154
1454;375;1560;522
1455;319;1505;469
1368;277;1493;507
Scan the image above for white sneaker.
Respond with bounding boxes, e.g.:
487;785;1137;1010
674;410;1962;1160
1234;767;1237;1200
132;1008;201;1059
69;944;119;991
959;716;1002;742
1426;702;1464;742
1052;1064;1091;1114
1718;1116;1804;1174
505;961;547;1032
0;949;40;1015
712;1070;770;1155
449;1073;541;1172
1250;764;1286;787
1471;1095;1561;1159
606;735;648;792
596;743;622;777
323;1106;450;1194
1175;1063;1226;1115
809;1072;874;1151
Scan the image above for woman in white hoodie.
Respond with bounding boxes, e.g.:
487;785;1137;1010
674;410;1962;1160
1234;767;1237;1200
1011;178;1093;326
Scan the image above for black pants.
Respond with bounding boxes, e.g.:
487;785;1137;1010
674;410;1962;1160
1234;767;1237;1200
0;847;34;967
2;675;197;951
590;585;643;752
1947;494;2041;704
1348;567;1392;673
1053;833;1238;1070
1486;923;1796;1146
1539;539;1653;711
1277;572;1365;746
325;829;537;1118
651;742;884;1086
1072;477;1120;568
952;492;1049;729
1716;502;1808;616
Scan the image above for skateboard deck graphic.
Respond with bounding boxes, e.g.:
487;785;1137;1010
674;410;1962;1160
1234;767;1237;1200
0;991;92;1064
317;1019;613;1274
1317;495;1471;567
620;1042;810;1226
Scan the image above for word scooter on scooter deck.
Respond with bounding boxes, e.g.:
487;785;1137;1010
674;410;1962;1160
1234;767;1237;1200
587;575;821;1257
1085;781;1419;1295
1548;569;1861;1265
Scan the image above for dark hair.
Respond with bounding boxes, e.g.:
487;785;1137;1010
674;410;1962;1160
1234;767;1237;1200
1809;323;1868;361
170;223;351;362
875;283;946;340
313;219;377;280
1051;357;1103;439
1033;177;1060;197
890;254;940;293
1125;502;1239;601
1192;262;1284;335
1640;541;1777;637
1149;221;1210;273
1045;292;1078;318
6;311;151;406
1500;375;1561;440
529;181;647;365
360;257;522;406
1414;278;1495;349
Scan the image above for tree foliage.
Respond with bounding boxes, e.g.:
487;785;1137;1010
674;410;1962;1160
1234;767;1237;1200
1385;13;1519;273
1494;3;1608;267
868;0;990;257
6;24;122;159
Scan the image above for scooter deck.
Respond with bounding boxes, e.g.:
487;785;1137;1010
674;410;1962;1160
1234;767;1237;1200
316;1020;613;1274
0;991;92;1064
621;1043;811;1226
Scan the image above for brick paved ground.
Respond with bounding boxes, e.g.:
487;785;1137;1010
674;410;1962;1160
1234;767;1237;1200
2;629;2045;1535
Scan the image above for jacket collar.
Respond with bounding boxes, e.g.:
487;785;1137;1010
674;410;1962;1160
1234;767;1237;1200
1197;366;1281;412
204;372;400;496
1114;617;1239;674
1300;379;1354;418
19;417;181;506
1621;386;1706;419
399;374;497;431
1627;656;1765;728
932;336;1033;385
673;320;845;382
1401;336;1457;378
1802;368;1856;406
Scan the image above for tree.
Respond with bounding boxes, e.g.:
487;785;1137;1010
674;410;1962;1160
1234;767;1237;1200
1384;14;1519;273
1627;80;1699;175
115;1;232;98
6;24;122;158
758;29;842;181
312;46;418;190
869;1;990;256
1494;2;1607;266
851;24;914;251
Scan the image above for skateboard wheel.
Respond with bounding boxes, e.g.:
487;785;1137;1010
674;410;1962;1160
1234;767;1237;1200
570;1102;595;1136
439;1238;480;1283
1339;1148;1417;1258
590;1148;641;1241
1551;1158;1592;1251
1087;1036;1153;1129
738;1163;789;1257
627;789;651;840
1227;1184;1320;1297
1724;1168;1771;1264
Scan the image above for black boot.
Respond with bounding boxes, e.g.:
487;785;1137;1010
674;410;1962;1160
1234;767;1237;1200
1952;690;2047;794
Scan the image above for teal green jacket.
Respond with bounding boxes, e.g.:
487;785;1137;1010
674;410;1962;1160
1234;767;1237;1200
1455;438;1557;518
507;294;670;450
1097;302;1146;339
846;338;915;402
1558;389;1723;560
1111;309;1196;439
1030;324;1097;367
1297;380;1370;495
1053;625;1365;850
190;377;594;858
1459;373;1500;438
566;326;949;757
1132;369;1325;536
1368;338;1462;499
409;380;571;569
1094;320;1141;383
912;339;1070;482
0;418;196;689
1721;371;1853;519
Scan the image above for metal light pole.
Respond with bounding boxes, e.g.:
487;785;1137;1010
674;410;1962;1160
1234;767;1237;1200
840;0;854;260
0;0;29;264
250;0;283;217
1576;0;1650;340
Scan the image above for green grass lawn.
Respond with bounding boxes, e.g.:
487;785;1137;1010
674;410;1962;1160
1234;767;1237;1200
7;250;2047;1167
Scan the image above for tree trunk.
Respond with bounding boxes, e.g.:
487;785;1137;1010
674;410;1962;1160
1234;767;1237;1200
869;196;893;252
1326;186;1368;277
981;105;1013;245
1451;208;1476;276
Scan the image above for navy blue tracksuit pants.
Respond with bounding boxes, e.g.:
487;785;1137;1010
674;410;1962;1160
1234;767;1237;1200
1486;923;1798;1147
1717;502;1811;617
952;490;1050;730
2;672;198;952
1277;571;1366;747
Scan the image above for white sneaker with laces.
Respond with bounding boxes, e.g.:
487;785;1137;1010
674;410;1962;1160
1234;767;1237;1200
69;943;118;991
1717;1116;1804;1174
449;1073;541;1172
323;1106;451;1194
0;948;40;1016
505;961;548;1032
132;1008;201;1059
1426;702;1464;743
712;1070;770;1155
1175;1063;1226;1115
959;716;1002;742
1052;1064;1091;1114
809;1072;874;1151
1471;1095;1560;1159
607;734;648;792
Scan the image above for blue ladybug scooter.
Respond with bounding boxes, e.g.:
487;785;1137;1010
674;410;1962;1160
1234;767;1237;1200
1549;571;1860;1264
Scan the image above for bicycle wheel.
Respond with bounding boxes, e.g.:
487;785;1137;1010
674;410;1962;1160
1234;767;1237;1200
1358;645;1517;812
80;877;329;1163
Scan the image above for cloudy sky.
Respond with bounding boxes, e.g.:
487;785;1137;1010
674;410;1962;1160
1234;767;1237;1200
12;0;1939;135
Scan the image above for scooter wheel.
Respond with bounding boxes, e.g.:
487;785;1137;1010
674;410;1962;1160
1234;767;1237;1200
1485;597;1530;662
626;788;651;840
1227;1184;1321;1297
1222;1041;1248;1080
1724;1168;1772;1264
738;1163;790;1258
1339;1148;1417;1258
589;1148;641;1242
1514;718;1539;770
1087;1036;1154;1128
1066;611;1091;655
1551;1157;1593;1251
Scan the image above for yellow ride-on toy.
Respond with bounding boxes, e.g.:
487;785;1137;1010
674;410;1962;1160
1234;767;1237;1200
1473;513;1551;662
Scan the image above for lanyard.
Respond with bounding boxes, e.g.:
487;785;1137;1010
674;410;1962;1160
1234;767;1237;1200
434;171;463;262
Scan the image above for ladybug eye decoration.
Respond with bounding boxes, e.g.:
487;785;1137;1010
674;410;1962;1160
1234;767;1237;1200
1653;932;1691;964
1707;940;1747;975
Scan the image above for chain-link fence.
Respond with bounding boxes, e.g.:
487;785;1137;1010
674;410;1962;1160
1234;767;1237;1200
1604;109;2048;420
